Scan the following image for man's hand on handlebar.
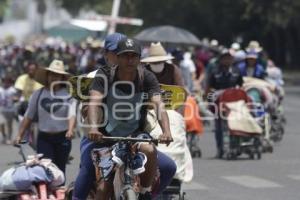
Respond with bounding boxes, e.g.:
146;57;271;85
88;129;104;142
158;132;173;146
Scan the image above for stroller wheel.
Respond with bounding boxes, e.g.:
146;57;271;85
256;152;262;160
195;150;202;158
268;146;274;153
192;150;201;158
191;151;195;158
226;152;237;160
179;192;186;200
225;153;231;160
249;152;255;160
198;150;202;158
276;127;284;142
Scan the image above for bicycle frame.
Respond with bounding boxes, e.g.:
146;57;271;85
93;136;158;200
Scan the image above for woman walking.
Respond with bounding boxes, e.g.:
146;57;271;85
15;60;76;176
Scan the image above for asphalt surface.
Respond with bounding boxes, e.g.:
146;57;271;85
0;86;299;200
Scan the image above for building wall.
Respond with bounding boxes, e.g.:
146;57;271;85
0;0;71;42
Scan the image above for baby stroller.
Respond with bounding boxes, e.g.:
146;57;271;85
244;86;274;152
268;88;286;143
149;110;191;200
269;106;285;142
217;88;263;160
184;96;203;158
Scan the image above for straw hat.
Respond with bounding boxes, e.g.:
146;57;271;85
34;59;70;86
91;39;102;48
246;40;263;53
141;42;174;63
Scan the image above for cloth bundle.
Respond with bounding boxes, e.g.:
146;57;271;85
0;158;64;191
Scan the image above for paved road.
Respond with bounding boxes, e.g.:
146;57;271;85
0;86;299;200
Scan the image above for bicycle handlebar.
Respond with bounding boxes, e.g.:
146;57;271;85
100;136;159;145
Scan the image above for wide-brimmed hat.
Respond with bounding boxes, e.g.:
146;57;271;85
246;40;263;53
141;42;174;63
34;59;70;86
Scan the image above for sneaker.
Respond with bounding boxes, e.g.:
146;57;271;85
112;143;128;166
138;191;152;200
131;152;147;175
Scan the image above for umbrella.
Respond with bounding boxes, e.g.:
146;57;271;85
134;25;201;45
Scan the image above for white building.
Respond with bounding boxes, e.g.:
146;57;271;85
0;0;71;42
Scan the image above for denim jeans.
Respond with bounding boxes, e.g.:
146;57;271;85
214;117;224;155
37;131;71;174
72;136;176;200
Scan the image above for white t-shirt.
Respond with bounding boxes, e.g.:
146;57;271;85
180;52;196;73
0;86;17;113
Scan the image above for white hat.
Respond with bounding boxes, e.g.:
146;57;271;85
246;40;263;52
34;59;70;86
266;67;284;86
141;42;174;63
231;42;240;51
210;39;219;47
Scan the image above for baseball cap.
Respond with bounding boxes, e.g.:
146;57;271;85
116;38;141;56
104;33;126;52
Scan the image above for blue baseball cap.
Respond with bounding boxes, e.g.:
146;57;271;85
104;33;126;52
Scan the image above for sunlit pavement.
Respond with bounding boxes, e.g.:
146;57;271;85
0;86;299;200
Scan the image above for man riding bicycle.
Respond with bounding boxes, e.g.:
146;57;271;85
73;37;173;200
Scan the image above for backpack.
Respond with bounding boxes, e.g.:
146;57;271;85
108;65;144;92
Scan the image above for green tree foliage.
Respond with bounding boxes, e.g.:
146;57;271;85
58;0;300;67
55;0;112;16
0;0;10;22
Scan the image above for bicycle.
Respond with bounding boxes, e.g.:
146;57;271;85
66;136;159;200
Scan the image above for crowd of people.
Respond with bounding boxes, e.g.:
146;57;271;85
0;33;285;199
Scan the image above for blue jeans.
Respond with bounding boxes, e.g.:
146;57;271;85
37;131;71;174
214;117;224;155
73;136;176;200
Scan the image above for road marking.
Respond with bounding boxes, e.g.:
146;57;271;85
288;175;300;181
222;175;282;188
182;181;209;190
